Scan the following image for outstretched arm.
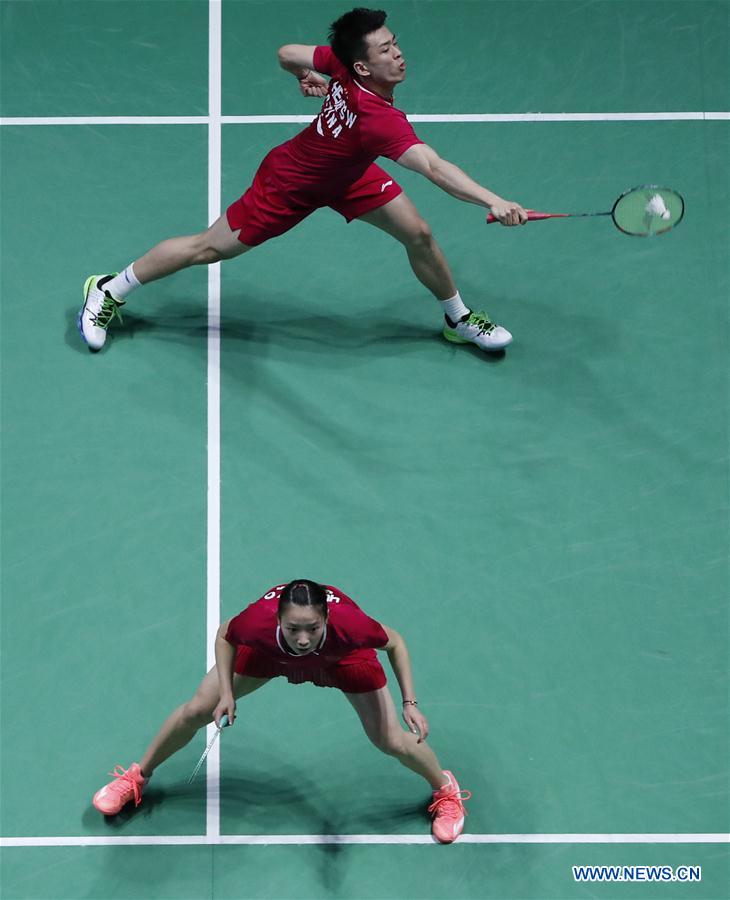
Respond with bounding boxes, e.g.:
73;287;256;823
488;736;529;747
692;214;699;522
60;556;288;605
213;617;237;726
381;625;430;742
278;44;328;97
397;142;527;226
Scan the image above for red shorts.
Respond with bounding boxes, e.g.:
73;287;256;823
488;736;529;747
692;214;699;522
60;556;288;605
226;153;402;247
234;645;387;694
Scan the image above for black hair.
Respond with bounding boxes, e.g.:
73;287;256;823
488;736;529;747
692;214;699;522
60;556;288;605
328;8;387;74
277;579;329;619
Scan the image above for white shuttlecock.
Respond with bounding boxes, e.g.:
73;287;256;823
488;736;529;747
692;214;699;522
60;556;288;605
645;193;671;220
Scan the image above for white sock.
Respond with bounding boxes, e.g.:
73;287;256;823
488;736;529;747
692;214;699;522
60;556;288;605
106;264;141;300
440;292;470;325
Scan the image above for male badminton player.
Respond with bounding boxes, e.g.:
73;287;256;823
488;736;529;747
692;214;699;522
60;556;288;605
79;7;527;355
92;580;471;843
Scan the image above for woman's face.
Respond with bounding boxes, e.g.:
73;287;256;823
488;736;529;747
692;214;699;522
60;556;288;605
279;605;326;655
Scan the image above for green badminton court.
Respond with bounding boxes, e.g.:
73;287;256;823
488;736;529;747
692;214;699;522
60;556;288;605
1;1;728;898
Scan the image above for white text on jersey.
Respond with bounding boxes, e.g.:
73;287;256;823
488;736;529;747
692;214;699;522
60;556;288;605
317;81;358;139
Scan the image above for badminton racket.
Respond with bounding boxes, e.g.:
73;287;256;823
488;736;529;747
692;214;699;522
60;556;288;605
187;714;229;784
487;185;684;236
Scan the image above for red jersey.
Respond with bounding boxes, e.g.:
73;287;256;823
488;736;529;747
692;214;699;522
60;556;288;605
265;46;422;204
225;583;389;672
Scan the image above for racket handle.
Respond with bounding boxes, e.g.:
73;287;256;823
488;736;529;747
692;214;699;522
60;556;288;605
219;714;230;728
486;210;567;224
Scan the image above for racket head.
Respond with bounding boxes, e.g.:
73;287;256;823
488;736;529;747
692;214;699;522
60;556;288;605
611;185;685;236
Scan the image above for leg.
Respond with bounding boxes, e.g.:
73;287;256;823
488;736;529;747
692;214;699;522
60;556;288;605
360;193;513;351
79;215;253;350
345;686;447;790
358;194;457;301
347;687;472;844
132;214;252;285
139;668;269;776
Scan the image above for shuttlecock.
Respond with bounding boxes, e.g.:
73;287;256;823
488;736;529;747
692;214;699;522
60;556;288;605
645;193;671;220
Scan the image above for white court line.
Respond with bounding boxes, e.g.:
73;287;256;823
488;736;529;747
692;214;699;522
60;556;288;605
1;833;728;848
1;112;728;126
0;116;210;125
204;0;222;843
407;111;730;122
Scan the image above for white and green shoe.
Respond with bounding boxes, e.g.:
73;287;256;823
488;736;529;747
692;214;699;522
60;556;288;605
443;310;512;352
78;275;125;351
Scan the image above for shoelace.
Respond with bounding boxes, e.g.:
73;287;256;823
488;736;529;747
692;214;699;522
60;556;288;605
90;293;124;329
428;787;473;818
106;765;143;807
466;311;495;336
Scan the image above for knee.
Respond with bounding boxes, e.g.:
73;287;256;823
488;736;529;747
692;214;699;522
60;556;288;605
369;728;407;757
190;231;224;265
179;698;213;730
404;218;434;251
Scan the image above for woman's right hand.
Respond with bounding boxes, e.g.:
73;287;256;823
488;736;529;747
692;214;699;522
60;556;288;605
213;694;236;728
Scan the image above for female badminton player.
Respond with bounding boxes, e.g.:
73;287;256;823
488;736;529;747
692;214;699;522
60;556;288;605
92;579;471;843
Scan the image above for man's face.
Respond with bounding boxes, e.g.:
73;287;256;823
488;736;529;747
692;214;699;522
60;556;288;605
357;27;406;85
279;606;326;655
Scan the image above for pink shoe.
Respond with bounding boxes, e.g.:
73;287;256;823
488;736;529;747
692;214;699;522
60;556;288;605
92;763;147;815
428;770;472;843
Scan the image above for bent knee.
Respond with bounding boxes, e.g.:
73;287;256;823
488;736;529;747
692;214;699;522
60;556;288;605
403;219;434;249
198;248;225;264
369;730;407;757
190;235;224;265
189;228;240;265
180;698;214;728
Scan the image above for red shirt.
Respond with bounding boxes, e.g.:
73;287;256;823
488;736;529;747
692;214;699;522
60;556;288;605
266;46;422;204
225;584;389;671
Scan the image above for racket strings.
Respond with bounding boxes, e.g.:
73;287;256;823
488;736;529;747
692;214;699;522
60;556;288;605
612;187;684;236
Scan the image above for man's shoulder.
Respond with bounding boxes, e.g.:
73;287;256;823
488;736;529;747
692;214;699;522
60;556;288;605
314;45;349;81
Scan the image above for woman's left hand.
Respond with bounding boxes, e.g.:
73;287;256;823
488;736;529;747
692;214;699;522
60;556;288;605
403;704;430;743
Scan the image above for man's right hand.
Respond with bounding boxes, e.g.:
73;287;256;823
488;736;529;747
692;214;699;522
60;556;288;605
489;199;528;226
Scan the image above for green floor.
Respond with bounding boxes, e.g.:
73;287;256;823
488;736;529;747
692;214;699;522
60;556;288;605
1;1;728;899
0;844;728;900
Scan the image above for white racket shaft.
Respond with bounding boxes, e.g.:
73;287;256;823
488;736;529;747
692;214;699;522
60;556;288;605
187;715;229;783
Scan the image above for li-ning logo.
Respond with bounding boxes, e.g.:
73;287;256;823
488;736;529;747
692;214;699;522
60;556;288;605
380;180;393;193
316;80;357;139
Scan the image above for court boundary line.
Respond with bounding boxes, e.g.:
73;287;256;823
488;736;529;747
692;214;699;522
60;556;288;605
1;833;728;848
0;112;728;126
204;0;223;843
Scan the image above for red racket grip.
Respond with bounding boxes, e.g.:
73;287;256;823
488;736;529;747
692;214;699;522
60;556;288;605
486;209;568;223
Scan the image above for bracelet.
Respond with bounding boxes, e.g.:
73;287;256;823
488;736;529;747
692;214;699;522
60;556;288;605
402;699;418;706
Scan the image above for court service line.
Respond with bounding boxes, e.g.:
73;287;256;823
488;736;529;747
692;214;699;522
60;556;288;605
1;112;728;126
204;0;223;843
1;833;728;848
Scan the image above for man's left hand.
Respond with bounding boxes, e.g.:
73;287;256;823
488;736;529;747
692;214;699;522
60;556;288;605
299;70;328;97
